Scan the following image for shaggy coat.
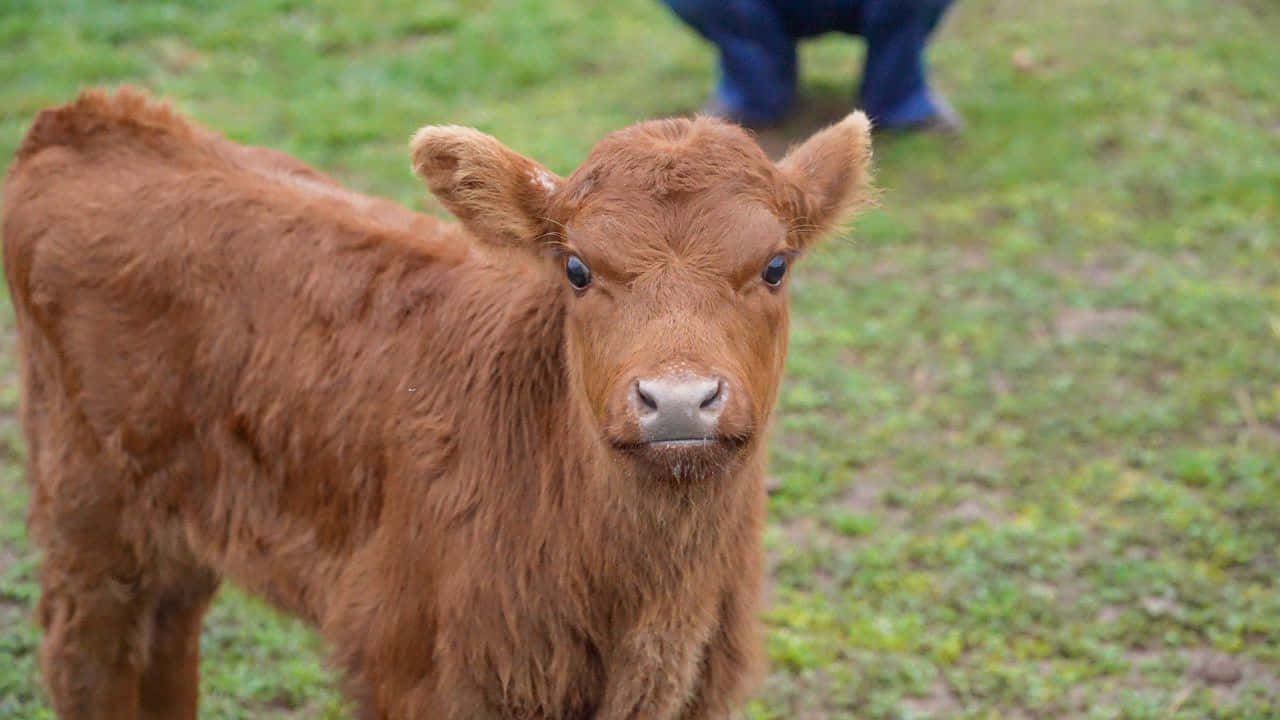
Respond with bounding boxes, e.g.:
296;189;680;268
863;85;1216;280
2;87;872;720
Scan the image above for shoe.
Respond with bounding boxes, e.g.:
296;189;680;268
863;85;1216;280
877;96;964;135
913;96;965;134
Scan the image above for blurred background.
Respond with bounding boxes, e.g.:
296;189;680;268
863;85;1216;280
1;0;1277;718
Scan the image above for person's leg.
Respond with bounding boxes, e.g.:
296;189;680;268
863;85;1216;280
770;0;861;40
662;0;798;125
856;0;959;130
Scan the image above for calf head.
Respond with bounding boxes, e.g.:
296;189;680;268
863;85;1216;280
412;115;872;479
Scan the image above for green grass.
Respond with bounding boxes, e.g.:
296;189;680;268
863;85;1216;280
2;0;1278;717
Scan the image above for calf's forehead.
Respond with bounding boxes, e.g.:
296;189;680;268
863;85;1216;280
567;192;788;278
571;116;780;194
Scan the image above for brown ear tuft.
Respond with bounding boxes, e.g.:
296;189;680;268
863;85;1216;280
410;126;561;246
777;111;874;247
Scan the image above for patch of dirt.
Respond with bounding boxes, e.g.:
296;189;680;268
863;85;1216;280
954;447;1007;485
1232;388;1280;447
1092;133;1125;162
0;544;28;630
1190;650;1245;686
1061;648;1172;713
1139;593;1183;619
758;668;838;720
943;497;1002;525
902;676;962;717
1237;0;1278;19
838;462;896;515
957;247;988;272
977;203;1016;227
766;463;902;602
909;364;941;412
1037;250;1155;290
1186;648;1280;706
1088;647;1280;713
1011;46;1036;73
1097;604;1126;624
989;371;1012;396
1054;307;1144;342
152;38;208;75
1125;544;1155;561
0;546;16;578
781;515;824;550
768;515;845;602
871;258;901;277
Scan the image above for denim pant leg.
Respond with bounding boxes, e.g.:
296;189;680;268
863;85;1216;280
857;0;955;128
662;0;798;124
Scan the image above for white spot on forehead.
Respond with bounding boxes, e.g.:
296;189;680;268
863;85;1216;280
531;169;558;194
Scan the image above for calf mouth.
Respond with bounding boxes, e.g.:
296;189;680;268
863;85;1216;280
610;435;751;476
612;435;748;452
648;438;716;449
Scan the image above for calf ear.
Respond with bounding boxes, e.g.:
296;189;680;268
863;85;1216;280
410;126;562;246
777;111;874;248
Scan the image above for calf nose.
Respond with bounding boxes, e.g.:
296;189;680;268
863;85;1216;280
633;375;726;442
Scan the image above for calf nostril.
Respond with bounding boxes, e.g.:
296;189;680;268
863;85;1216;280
635;382;659;412
699;379;724;410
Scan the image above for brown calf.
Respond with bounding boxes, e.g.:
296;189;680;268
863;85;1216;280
2;87;872;719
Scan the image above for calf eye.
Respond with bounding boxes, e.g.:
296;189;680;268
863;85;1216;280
761;255;787;287
566;254;592;290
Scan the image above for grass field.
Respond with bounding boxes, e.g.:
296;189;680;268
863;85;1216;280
2;0;1279;717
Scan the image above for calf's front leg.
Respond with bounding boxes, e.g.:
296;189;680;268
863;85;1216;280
595;625;710;720
679;584;764;720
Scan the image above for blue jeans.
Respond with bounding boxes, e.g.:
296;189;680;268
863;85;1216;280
662;0;955;128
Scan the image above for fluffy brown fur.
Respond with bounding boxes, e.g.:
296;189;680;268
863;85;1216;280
2;86;873;720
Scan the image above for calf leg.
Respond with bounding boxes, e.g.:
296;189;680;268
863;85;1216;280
36;543;150;720
36;505;218;720
139;572;220;720
597;611;719;720
28;434;216;719
681;586;763;720
19;345;146;717
21;345;220;719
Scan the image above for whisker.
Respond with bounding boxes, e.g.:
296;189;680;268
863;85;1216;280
538;215;569;233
